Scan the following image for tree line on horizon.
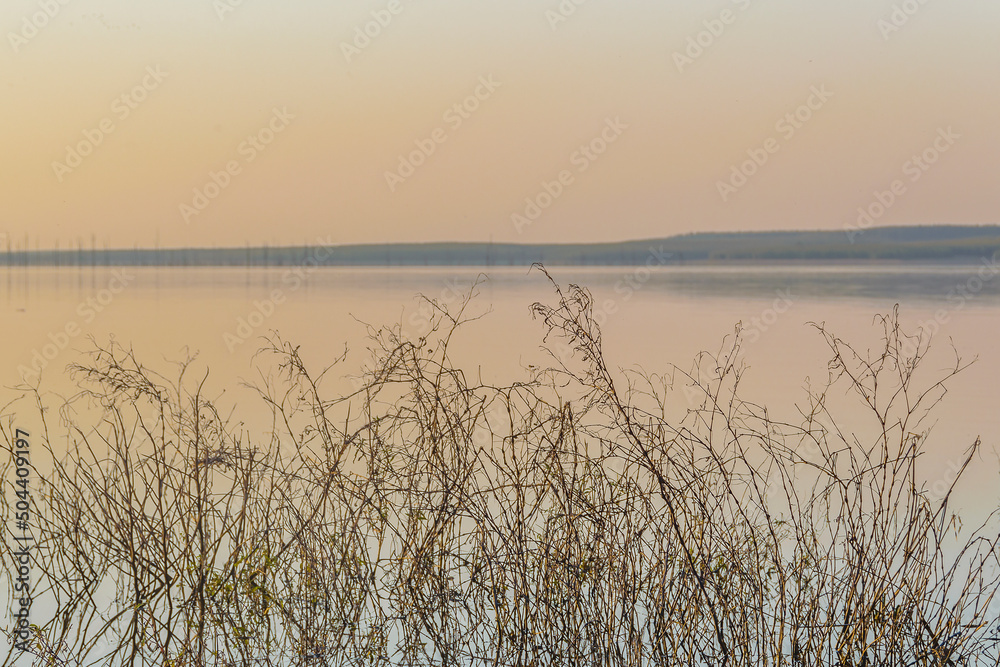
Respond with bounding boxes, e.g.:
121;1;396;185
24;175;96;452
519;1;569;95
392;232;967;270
1;225;999;267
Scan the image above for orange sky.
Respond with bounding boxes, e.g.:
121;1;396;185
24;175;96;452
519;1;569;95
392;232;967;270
2;0;999;249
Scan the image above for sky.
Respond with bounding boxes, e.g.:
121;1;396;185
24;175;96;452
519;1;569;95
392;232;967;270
1;0;999;249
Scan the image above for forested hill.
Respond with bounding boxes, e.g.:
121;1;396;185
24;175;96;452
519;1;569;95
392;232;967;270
3;225;1000;267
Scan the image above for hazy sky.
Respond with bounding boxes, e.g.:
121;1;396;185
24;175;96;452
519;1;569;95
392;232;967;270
2;0;999;248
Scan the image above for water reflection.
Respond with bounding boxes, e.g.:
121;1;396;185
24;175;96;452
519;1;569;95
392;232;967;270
1;265;997;520
4;263;1000;306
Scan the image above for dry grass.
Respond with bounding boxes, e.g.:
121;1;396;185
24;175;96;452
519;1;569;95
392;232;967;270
3;270;999;666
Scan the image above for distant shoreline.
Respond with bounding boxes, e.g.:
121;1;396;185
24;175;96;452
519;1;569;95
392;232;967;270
2;225;998;267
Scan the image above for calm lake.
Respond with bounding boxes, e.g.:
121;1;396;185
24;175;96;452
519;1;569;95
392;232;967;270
3;264;999;515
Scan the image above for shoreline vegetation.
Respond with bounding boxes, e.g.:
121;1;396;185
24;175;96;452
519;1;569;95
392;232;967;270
3;271;999;665
1;225;1000;267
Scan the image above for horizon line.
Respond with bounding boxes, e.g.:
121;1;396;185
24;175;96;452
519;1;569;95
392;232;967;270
2;223;999;254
